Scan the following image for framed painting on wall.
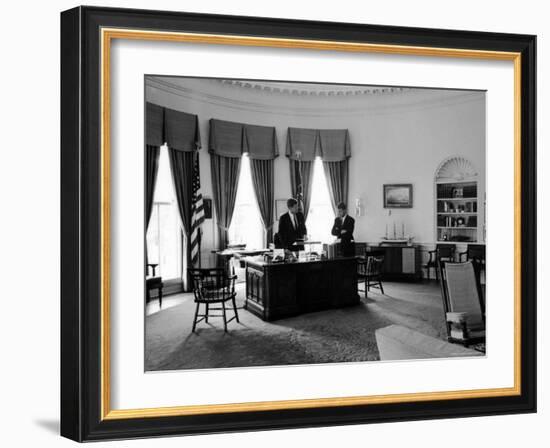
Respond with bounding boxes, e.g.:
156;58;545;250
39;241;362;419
60;6;536;442
383;184;413;208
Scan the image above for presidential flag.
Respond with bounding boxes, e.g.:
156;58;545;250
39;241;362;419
190;152;205;266
295;160;304;214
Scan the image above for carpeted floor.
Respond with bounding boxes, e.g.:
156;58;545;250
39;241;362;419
145;281;449;371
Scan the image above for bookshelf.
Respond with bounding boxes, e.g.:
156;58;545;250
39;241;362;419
434;157;480;244
436;182;478;243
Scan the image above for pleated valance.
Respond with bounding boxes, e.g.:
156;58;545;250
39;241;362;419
164;108;201;152
146;102;165;147
209;119;279;159
209;119;244;158
319;129;351;161
145;102;201;151
286;127;351;161
286;127;319;161
243;123;279;160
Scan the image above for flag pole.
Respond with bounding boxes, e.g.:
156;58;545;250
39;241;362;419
198;229;202;268
296;150;303;213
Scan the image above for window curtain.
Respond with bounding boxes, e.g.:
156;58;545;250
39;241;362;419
249;159;274;245
168;149;195;249
323;161;349;214
286;128;319;220
165;107;201;289
244;124;278;245
209;119;244;249
319;129;351;213
145;103;164;267
145;145;160;232
210;154;242;249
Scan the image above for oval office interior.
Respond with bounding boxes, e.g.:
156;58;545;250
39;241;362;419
144;76;487;371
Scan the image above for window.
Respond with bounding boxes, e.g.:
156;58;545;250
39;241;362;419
307;157;336;244
228;154;264;249
146;145;183;280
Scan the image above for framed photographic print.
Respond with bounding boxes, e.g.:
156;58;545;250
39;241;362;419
384;184;413;208
203;197;212;219
61;6;536;442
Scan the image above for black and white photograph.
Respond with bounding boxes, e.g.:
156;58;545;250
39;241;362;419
144;76;487;371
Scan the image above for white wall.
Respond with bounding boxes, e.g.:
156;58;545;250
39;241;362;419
355;95;486;245
2;1;545;448
147;78;485;251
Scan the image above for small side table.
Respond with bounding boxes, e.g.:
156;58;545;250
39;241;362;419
146;276;164;308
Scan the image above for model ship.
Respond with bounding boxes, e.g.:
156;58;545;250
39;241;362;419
381;221;414;245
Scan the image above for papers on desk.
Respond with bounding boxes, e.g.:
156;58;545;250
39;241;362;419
294;240;322;245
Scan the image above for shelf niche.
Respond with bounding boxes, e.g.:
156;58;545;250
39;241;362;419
434;156;479;244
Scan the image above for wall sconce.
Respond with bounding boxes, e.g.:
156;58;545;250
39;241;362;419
355;198;364;217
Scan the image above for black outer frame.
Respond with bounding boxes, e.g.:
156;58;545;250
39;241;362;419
60;6;536;442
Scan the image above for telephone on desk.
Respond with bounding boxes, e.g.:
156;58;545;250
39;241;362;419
266;248;285;263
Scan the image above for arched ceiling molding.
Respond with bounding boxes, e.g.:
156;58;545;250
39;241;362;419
435;156;478;183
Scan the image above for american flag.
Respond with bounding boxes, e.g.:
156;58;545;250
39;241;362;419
190;152;205;266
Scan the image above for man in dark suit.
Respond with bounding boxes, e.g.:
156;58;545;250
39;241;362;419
278;198;307;251
331;202;355;257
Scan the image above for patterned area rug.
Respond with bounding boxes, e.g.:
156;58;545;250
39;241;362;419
145;281;450;371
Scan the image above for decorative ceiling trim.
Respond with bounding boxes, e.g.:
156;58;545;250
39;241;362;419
146;77;485;118
216;79;410;96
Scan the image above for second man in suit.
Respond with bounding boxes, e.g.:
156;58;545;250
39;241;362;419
331;202;355;256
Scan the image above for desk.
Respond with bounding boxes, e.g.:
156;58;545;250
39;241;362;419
244;257;359;321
